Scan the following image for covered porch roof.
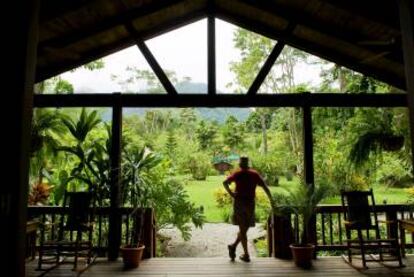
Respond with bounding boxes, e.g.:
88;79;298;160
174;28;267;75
38;0;409;89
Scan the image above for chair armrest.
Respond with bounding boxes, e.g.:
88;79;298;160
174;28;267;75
344;220;356;226
38;221;60;230
378;219;397;225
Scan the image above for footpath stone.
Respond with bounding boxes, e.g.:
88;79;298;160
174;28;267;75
158;223;266;257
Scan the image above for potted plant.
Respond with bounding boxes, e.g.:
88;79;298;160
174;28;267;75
120;147;160;268
276;182;329;269
120;208;146;268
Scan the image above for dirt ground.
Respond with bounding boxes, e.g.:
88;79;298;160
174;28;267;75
158;223;266;258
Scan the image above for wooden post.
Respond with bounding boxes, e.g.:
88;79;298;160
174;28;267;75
267;216;273;257
385;209;399;240
207;15;216;95
302;100;317;252
272;214;293;259
302;102;315;186
142;208;154;259
398;0;414;176
1;1;39;275
108;95;123;260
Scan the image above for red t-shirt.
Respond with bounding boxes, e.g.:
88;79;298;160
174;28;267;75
226;168;265;200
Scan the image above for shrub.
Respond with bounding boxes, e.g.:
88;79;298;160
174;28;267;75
251;154;282;186
213;185;234;208
186;152;212;180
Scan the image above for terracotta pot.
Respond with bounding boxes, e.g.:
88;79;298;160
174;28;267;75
120;244;145;268
290;244;315;269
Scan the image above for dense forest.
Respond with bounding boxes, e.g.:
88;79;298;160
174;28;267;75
30;27;413;239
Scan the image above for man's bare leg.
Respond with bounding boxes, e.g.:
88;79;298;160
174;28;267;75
239;225;249;257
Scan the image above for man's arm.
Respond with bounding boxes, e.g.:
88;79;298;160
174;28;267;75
258;178;275;208
223;179;235;198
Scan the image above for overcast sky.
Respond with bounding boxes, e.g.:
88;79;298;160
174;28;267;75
61;19;322;94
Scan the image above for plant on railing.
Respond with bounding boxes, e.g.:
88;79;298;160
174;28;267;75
273;182;330;268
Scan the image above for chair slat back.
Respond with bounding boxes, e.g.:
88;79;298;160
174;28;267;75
65;192;92;230
341;189;374;229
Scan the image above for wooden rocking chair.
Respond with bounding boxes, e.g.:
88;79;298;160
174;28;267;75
341;189;404;269
37;190;96;274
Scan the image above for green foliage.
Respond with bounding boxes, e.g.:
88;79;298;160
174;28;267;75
185;152;212;180
61;108;101;143
222;116;245;150
196;120;217;150
250;154;282;186
164;130;177;160
273;182;330;245
122;147;205;240
54;79;74;94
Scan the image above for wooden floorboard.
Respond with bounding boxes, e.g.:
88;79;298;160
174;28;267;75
26;256;414;276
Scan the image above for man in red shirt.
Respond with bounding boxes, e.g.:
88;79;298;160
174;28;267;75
223;156;273;262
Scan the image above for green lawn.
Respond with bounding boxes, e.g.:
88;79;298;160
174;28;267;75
182;175;412;223
323;184;411;204
181;175;301;222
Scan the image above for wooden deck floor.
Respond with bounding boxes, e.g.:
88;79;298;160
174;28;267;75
27;256;414;276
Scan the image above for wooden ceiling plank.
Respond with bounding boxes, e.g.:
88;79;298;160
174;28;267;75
39;0;185;50
215;9;405;89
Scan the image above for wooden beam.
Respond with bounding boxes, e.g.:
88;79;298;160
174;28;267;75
208;15;216;95
242;0;401;63
37;11;206;82
247;42;285;95
38;0;185;49
302;103;314;186
2;1;39;276
247;23;295;95
398;0;414;175
125;23;178;95
215;10;406;90
33;93;407;108
108;95;123;260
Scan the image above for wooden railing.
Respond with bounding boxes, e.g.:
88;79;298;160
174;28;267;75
267;204;414;259
28;206;156;258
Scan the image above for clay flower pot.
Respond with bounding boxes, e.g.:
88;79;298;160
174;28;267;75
120;244;145;268
290;244;315;269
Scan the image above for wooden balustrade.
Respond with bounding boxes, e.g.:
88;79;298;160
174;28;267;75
27;206;156;258
268;204;414;259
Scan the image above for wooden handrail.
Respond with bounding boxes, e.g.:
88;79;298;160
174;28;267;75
268;204;414;259
27;206;156;258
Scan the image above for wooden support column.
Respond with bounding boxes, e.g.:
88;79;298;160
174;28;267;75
1;1;39;275
398;0;414;175
108;95;123;260
302;100;316;251
302;103;315;186
208;15;216;95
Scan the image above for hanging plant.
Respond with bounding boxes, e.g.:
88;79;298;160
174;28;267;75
349;131;404;167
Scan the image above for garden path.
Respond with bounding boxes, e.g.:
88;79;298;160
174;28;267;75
158;223;266;258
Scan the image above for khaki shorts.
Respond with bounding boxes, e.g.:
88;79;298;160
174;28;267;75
232;197;255;227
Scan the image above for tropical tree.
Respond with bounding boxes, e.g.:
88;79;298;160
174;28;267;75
222;116;245;151
196;120;217;150
59;108;103;192
29;109;65;204
229;28;310;169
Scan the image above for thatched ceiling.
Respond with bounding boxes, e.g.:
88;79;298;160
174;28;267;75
37;0;412;89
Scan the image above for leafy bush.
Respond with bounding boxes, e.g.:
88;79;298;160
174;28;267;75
213;185;234;208
186;152;213;180
250;154;282;186
376;154;412;188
